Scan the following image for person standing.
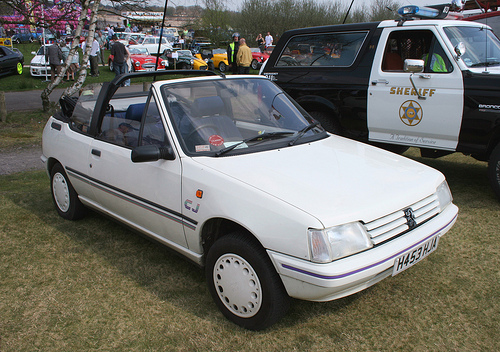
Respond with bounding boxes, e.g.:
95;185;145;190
255;33;264;52
227;32;240;75
110;34;130;84
96;31;106;66
45;41;63;82
82;36;100;77
236;38;252;74
265;31;273;48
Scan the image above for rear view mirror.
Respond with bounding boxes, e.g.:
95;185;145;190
131;145;175;162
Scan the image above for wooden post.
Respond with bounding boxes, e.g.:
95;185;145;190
0;91;6;123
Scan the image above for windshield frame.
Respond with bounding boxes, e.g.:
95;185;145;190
159;76;327;157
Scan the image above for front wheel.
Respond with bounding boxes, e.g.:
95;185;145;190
488;143;500;200
251;59;259;70
205;232;290;330
50;163;86;220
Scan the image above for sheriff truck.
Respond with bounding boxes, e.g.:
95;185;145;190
261;3;500;200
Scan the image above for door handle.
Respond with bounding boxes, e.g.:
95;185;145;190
419;74;431;79
371;79;389;85
91;149;101;157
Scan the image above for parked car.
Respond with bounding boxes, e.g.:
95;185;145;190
250;48;270;70
195;48;228;72
42;70;458;330
131;35;173;55
161;49;208;70
0;46;24;77
260;3;500;200
30;45;58;78
108;46;168;72
11;28;36;44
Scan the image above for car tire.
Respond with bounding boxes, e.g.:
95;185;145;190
218;61;226;72
16;62;23;75
205;232;290;330
309;110;342;135
251;59;259;70
50;163;86;220
488;143;500;200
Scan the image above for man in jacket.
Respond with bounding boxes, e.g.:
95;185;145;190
227;32;239;74
236;38;252;74
45;42;63;82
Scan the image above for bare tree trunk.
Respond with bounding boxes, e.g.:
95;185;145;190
41;0;101;111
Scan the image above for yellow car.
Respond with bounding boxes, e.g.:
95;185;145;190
196;48;229;72
176;50;208;70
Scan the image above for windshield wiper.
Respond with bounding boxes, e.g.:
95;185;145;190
470;61;500;67
215;131;294;156
288;122;321;146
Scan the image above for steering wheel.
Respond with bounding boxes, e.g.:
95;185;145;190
186;123;221;141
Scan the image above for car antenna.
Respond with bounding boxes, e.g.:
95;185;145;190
342;0;355;24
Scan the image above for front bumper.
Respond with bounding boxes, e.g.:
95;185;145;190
30;65;51;77
268;204;458;302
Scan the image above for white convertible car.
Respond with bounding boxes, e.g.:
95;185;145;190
42;71;458;330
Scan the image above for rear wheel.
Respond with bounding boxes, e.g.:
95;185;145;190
218;61;226;72
488;143;500;200
50;163;86;220
205;232;290;330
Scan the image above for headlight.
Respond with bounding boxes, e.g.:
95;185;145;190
436;181;453;211
308;222;373;263
190;59;194;64
134;61;140;67
161;60;168;67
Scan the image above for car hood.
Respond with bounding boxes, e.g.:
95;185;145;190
191;136;444;226
31;55;47;65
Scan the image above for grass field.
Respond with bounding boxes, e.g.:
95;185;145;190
0;109;499;351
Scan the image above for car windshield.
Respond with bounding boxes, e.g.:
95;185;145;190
213;49;226;54
129;47;149;55
36;46;50;55
177;50;193;57
161;77;326;155
443;25;500;67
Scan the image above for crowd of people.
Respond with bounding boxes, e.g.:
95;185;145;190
228;31;273;74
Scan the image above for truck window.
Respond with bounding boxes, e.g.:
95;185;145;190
276;31;368;67
382;30;452;73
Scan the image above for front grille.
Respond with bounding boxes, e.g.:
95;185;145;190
363;193;440;245
142;63;156;69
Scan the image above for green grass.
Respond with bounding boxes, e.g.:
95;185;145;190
0;109;499;350
0;110;48;150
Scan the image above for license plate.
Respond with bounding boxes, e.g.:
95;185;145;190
392;235;439;276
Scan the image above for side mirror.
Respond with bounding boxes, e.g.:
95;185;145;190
454;42;466;57
404;59;425;73
131;144;175;163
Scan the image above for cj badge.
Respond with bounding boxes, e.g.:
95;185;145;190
400;100;423;126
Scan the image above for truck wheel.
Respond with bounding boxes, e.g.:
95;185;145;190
218;62;226;72
50;163;86;220
309;110;342;135
205;232;290;330
251;59;259;70
488;143;500;199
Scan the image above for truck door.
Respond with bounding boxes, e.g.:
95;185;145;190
367;27;463;151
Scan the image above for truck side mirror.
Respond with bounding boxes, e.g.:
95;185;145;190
404;59;424;73
454;42;466;57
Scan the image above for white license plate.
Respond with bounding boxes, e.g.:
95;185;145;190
146;67;154;71
392;235;439;276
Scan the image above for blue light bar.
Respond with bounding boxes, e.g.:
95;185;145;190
398;5;440;18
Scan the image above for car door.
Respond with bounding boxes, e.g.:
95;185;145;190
88;93;188;247
368;26;464;151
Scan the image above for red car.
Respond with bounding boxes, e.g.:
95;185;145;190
250;48;270;70
108;47;168;72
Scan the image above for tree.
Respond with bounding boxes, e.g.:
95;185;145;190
200;0;231;47
41;0;101;111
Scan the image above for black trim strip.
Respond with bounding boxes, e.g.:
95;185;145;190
65;166;198;229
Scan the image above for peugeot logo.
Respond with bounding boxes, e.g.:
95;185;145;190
404;207;417;230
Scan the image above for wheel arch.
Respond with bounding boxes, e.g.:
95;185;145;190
200;217;265;266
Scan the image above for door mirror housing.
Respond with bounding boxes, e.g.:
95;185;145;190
404;59;425;73
131;145;175;163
